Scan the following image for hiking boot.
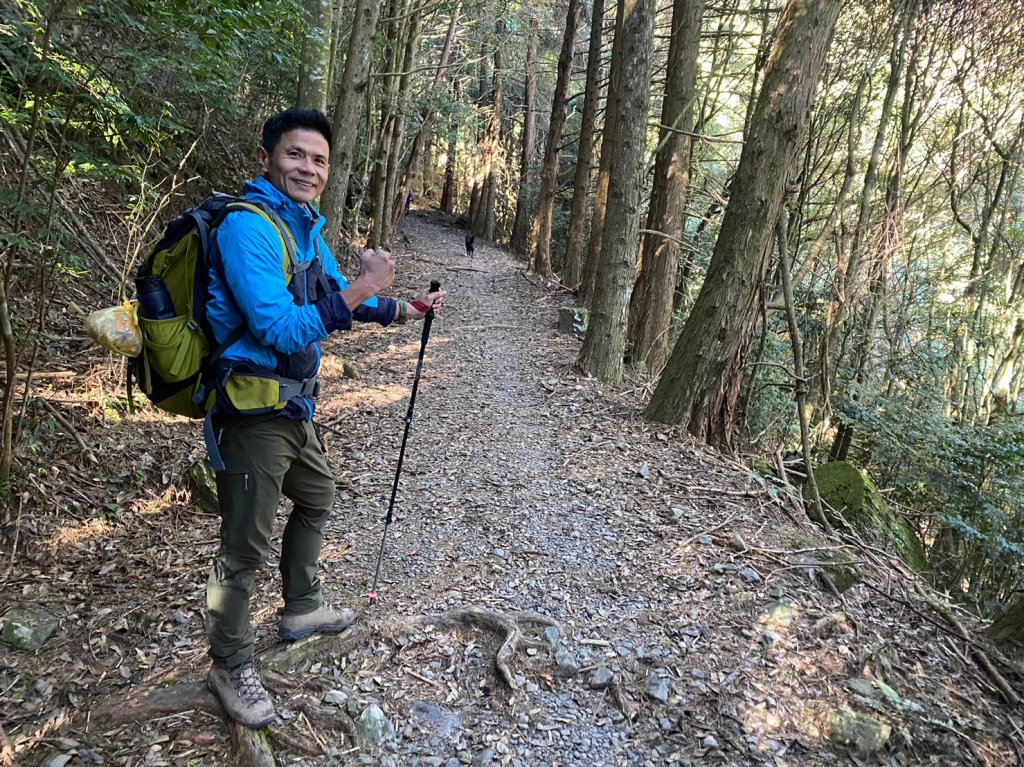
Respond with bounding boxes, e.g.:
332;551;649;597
279;605;355;642
207;661;275;729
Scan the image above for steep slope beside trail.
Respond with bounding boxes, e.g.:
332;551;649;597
2;213;1019;766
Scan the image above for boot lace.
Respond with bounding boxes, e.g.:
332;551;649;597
229;663;268;704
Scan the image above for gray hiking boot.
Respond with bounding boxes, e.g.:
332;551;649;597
279;605;355;642
207;661;275;729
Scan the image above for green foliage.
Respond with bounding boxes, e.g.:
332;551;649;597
837;379;1024;614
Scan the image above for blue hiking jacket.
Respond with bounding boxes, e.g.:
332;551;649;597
207;175;395;419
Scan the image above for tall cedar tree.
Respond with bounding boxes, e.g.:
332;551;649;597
562;0;606;291
297;0;332;112
530;0;584;276
577;0;656;383
646;0;843;446
321;0;383;251
510;15;539;255
627;0;706;376
578;0;625;307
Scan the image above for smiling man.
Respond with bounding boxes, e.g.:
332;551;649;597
202;108;445;728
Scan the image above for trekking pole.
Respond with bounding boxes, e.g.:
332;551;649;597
369;280;441;603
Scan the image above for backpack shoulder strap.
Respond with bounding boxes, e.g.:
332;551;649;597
203;200;296;370
223;201;298;283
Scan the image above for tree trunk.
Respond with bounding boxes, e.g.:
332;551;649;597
320;0;383;250
646;0;843;447
626;0;705;376
327;0;348;100
529;0;584;277
297;0;332;112
562;0;606;291
578;0;625;306
988;597;1024;645
371;1;421;247
440;111;458;213
576;0;656;384
476;23;504;241
510;15;540;256
391;0;462;230
367;0;406;248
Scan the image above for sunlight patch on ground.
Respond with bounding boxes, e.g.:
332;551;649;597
131;484;191;517
47;517;115;551
736;605;849;754
351;340;447;370
333;384;410;410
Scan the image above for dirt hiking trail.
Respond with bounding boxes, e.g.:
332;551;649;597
1;212;1019;767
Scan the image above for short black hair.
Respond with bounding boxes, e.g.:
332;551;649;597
262;108;333;156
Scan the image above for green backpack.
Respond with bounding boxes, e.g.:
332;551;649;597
130;193;298;418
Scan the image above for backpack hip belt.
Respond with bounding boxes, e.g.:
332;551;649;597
203;373;320;471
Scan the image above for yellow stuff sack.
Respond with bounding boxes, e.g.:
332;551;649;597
85;301;142;357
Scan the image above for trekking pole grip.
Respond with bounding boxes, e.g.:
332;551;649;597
428;280;441;319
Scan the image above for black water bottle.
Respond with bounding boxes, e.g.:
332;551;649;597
136;275;176;320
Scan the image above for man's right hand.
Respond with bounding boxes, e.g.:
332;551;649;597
342;248;395;310
358;248;396;294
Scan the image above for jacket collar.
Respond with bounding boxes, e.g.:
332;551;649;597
243;176;326;240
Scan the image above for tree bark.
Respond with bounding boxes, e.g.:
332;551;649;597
509;14;540;256
529;0;584;277
369;0;421;247
646;0;843;447
320;0;383;250
469;23;504;240
367;0;407;248
297;0;333;112
577;0;656;384
392;0;462;230
626;0;705;376
562;0;606;291
578;0;625;306
327;0;348;101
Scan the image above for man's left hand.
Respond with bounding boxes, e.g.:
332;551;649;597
407;288;447;321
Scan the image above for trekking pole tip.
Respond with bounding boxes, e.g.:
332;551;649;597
368;591;378;603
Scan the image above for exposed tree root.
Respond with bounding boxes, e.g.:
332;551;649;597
405;606;561;689
84;627;366;766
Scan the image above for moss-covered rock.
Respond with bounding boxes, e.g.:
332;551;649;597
812;461;927;573
1;608;59;651
826;709;891;753
188;459;218;515
781;530;863;591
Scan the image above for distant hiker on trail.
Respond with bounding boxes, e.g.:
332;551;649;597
405;189;414;215
465;233;475;257
203;107;446;729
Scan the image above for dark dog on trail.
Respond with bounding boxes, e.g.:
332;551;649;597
465;234;475;258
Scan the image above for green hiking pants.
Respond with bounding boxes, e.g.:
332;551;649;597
206;416;335;668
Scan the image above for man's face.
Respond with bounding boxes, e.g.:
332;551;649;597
257;128;330;204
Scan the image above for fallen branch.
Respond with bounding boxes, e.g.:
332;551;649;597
677;510;743;549
911;582;1021;707
449;324;521;333
267;726;321;757
34;397;98;464
407;606;560;689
